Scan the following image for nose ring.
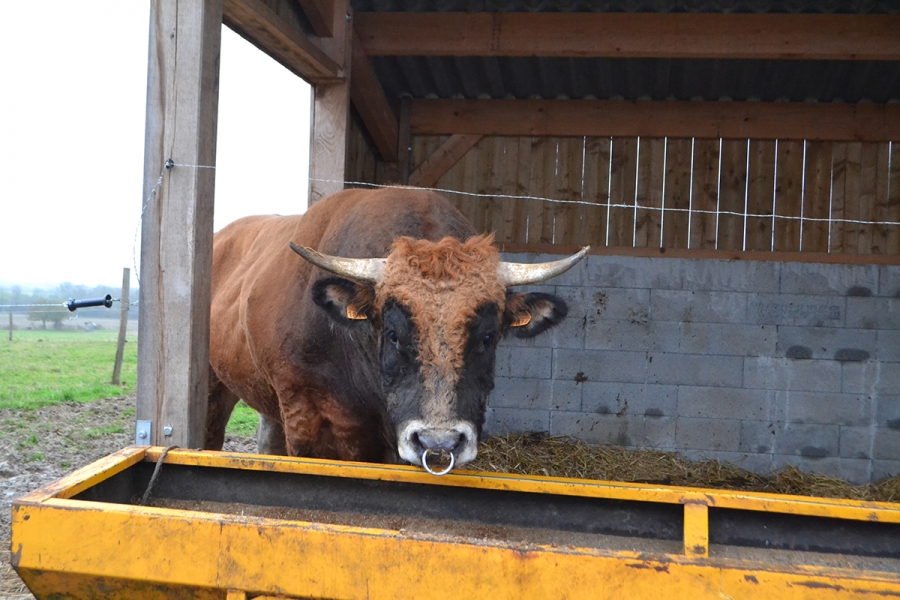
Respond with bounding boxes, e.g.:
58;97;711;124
421;448;455;476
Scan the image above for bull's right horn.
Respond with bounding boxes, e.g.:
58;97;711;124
289;243;386;283
498;246;589;286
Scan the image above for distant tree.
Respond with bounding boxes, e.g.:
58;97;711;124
28;298;69;330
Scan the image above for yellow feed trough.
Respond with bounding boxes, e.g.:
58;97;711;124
11;446;900;599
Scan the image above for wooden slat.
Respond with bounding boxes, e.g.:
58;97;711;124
310;80;351;203
512;137;533;244
745;140;777;252
555;137;584;246
350;31;398;161
584;137;612;248
800;141;833;253
857;143;880;254
662;138;693;250
634;137;664;248
832;142;863;254
607;137;638;247
528;138;554;244
879;143;900;255
773;140;805;253
223;0;339;82
689;139;721;250
356;13;900;61
296;0;334;37
138;0;222;448
717;139;749;252
409;134;482;188
411;99;900;143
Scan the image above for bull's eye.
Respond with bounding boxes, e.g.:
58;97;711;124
387;330;399;345
483;333;495;347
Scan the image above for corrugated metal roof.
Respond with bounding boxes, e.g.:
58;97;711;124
351;1;900;104
371;57;900;103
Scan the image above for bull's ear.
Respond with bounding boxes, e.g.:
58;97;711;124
312;277;375;325
503;292;568;338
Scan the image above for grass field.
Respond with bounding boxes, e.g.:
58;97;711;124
0;329;258;435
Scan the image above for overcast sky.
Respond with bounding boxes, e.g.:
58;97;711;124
0;2;311;290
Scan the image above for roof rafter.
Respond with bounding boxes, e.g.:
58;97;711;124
356;13;900;61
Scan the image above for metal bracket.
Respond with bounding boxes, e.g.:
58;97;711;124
135;420;151;445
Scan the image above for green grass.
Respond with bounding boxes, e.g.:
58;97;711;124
0;329;136;410
227;401;259;436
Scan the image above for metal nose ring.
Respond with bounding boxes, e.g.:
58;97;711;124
421;448;455;476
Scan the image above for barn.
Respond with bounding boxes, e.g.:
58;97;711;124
136;0;900;485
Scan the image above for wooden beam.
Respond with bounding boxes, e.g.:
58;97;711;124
138;0;222;448
309;0;351;204
411;99;900;143
224;0;339;83
350;31;398;162
408;134;482;188
296;0;333;37
356;13;900;61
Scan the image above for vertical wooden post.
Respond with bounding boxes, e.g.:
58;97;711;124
137;0;222;448
111;268;130;386
308;0;351;206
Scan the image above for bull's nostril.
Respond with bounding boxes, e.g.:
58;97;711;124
416;430;462;454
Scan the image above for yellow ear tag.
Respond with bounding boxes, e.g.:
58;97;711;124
346;305;367;320
511;314;532;327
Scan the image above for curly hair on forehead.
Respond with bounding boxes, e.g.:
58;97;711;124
375;234;507;387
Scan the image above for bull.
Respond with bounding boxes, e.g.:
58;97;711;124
205;188;587;471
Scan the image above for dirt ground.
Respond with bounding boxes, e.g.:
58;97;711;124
0;395;254;599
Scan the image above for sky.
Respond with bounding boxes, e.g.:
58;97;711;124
0;2;311;290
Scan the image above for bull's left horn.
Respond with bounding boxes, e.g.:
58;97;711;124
289;243;386;283
498;246;590;286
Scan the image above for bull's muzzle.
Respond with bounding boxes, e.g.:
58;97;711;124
397;420;478;469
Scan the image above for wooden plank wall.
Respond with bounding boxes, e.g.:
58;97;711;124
398;135;900;256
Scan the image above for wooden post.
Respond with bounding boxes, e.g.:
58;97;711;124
137;0;222;447
111;268;130;385
308;0;351;205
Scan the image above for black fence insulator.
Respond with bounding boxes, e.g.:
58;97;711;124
66;294;113;312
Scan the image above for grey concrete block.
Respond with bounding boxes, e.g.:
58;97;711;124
647;353;744;387
747;294;845;327
843;362;900;395
680;323;776;357
484;407;549;436
877;331;900;362
775;327;877;361
490;377;554;410
778;390;873;426
590;288;651;322
650;290;747;324
847;297;900;330
740;420;780;454
584;319;681;353
549;412;643;447
839;426;874;459
581;382;678;418
495;346;553;379
780;262;879;296
776;423;840;458
872;459;900;480
744;357;842;392
873;427;900;460
875;395;900;428
879;265;900;298
675;417;741;451
586;255;683;290
679;386;774;421
682;258;779;293
642;416;678;449
553;348;648;384
774;455;871;485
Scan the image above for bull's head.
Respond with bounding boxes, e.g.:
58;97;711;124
290;236;588;470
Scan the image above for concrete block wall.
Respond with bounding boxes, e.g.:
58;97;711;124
485;253;900;484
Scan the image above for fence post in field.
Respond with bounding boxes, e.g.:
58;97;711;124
8;310;12;341
112;268;130;385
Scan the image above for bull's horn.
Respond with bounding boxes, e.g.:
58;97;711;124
498;246;590;286
289;243;386;283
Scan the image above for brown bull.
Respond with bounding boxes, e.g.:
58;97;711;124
206;188;587;468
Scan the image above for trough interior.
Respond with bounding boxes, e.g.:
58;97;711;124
70;459;900;566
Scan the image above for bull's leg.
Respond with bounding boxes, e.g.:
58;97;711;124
206;368;240;450
257;413;288;455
